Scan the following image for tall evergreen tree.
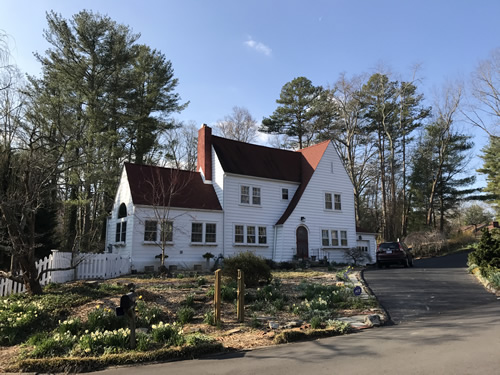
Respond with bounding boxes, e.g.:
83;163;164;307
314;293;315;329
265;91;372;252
478;136;500;216
260;77;324;149
28;10;187;253
359;73;399;240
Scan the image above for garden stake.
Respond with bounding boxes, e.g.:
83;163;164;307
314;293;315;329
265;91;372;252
214;269;221;323
237;269;245;322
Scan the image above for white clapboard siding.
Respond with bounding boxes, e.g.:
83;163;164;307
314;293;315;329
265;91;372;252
276;142;357;262
222;173;300;260
131;206;224;272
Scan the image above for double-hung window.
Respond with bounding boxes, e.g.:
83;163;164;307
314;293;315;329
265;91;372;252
334;194;342;210
252;187;261;205
240;185;261;206
321;229;348;247
325;193;333;210
115;221;127;243
235;225;244;243
340;230;348;246
234;224;267;245
144;220;173;243
325;192;342;211
191;223;217;244
161;221;173;243
144;220;158;242
331;230;339;246
240;186;250;204
282;188;289;200
258;226;267;244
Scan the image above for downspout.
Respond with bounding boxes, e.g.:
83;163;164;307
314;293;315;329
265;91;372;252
222;173;225;258
273;225;278;261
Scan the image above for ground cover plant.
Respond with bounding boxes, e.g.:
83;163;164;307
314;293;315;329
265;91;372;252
0;265;381;373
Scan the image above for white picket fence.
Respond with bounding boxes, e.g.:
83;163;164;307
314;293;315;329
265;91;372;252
0;250;130;297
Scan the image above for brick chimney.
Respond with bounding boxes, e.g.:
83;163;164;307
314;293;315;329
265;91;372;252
197;124;212;182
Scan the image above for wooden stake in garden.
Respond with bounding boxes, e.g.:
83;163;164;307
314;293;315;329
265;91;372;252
237;269;245;323
214;269;221;323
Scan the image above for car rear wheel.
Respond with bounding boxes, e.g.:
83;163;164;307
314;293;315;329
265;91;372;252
403;258;409;268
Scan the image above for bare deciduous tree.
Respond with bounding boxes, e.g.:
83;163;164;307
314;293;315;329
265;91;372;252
215;106;258;143
467;48;500;138
133;165;193;274
163;120;198;171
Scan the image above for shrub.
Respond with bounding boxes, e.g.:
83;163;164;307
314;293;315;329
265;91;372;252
278;261;296;270
489;271;500;289
197;277;207;286
177;307;195;324
342;247;372;265
468;229;500;269
222;252;272;287
151;322;184;346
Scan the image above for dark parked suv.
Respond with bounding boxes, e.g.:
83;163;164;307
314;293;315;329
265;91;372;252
376;241;413;268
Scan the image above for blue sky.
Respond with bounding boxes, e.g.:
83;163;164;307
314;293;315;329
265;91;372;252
1;0;499;180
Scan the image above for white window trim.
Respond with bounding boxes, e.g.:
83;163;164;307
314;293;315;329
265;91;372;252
320;229;349;248
190;222;218;246
239;184;262;207
233;224;268;247
324;191;342;212
281;187;289;200
143;219;174;245
115;219;127;245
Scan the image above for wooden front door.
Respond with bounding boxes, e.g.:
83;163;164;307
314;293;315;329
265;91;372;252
296;226;309;259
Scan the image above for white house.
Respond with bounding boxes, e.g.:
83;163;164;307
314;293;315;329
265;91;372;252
106;125;377;272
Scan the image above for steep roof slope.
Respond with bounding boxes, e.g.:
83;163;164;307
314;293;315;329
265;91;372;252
124;163;222;211
212;136;302;182
276;141;330;224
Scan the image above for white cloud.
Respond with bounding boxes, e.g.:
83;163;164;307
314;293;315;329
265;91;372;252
244;38;272;56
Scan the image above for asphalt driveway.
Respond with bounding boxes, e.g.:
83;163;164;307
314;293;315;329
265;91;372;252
363;250;499;324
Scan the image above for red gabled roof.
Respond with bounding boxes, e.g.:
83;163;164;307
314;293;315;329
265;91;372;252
124;163;222;211
212;136;302;182
276;141;330;224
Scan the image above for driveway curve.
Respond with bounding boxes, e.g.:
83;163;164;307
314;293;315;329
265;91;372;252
363;251;499;324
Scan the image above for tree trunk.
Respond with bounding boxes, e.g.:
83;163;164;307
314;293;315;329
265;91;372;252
19;253;43;295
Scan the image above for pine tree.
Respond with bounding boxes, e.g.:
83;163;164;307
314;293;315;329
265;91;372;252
260;77;324;149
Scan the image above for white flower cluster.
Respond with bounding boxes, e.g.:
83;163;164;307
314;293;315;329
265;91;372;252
53;331;78;342
151;321;183;335
83;328;131;341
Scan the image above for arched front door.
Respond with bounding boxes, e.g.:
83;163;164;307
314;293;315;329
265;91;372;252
296;226;309;259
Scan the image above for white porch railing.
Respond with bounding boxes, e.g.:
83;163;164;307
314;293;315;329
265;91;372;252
0;250;130;297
